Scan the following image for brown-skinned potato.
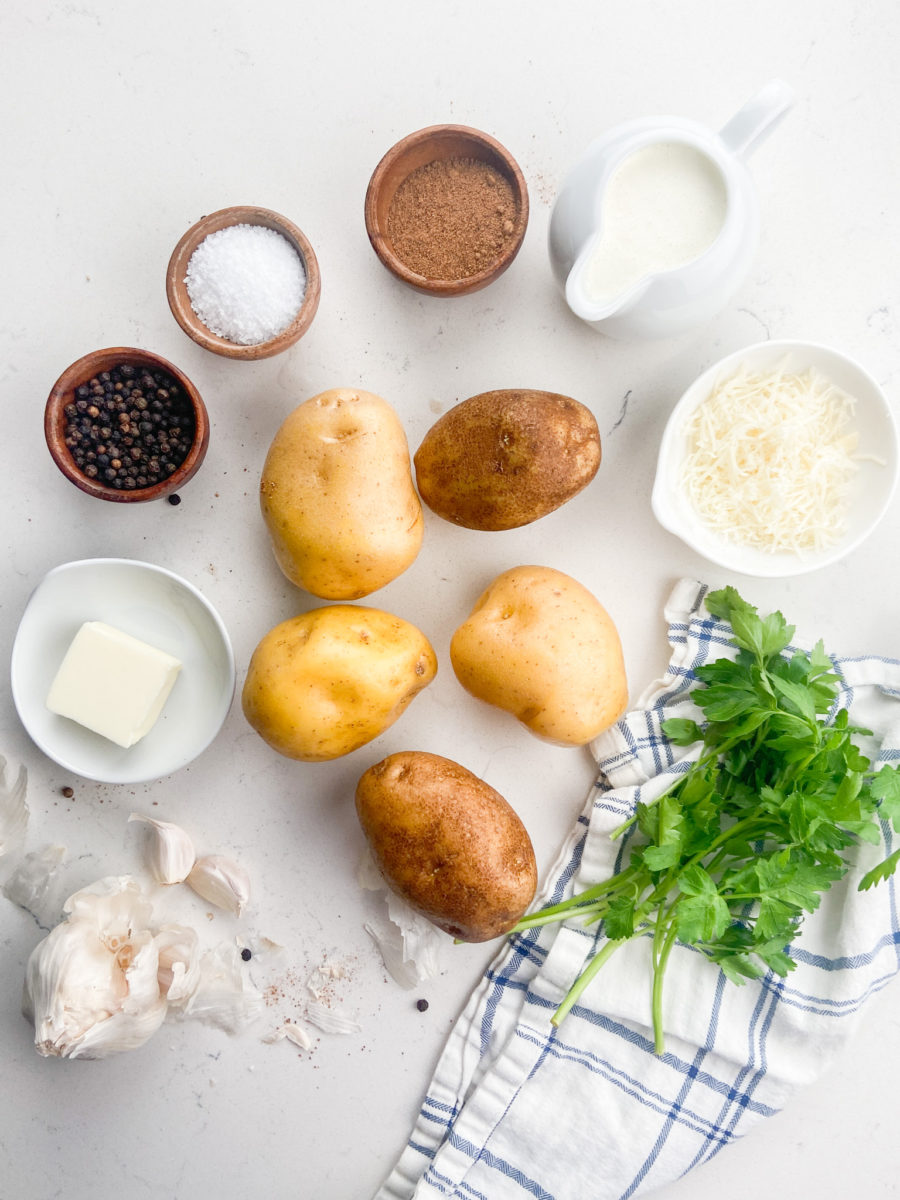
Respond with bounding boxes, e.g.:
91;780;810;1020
414;389;601;530
355;751;537;942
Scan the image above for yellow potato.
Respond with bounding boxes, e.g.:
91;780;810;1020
450;565;628;746
355;751;537;942
260;388;424;600
241;606;437;762
414;389;601;530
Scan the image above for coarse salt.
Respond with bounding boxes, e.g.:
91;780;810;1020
184;223;306;346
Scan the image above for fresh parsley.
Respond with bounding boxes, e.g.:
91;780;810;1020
513;586;900;1052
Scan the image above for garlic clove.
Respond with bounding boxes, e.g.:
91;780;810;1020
155;924;201;1007
281;1022;312;1049
129;813;196;885
186;854;250;916
0;754;28;859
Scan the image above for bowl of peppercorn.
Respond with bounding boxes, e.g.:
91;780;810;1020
44;347;209;502
364;124;529;297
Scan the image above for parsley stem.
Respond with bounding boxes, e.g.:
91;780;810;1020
551;936;625;1026
681;815;769;870
609;740;751;841
651;879;676;971
652;922;680;1055
515;903;606;931
512;866;639;931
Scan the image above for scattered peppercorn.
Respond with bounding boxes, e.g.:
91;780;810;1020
241;948;252;962
61;786;74;799
63;362;195;492
168;493;182;506
416;998;429;1012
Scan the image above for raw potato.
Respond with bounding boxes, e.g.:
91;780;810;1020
241;606;437;762
450;565;628;746
414;389;601;530
260;388;424;600
355;751;537;942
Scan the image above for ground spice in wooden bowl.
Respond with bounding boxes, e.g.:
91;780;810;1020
387;157;518;280
365;125;529;297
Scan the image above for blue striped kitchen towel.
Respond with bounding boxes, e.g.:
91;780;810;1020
375;578;900;1200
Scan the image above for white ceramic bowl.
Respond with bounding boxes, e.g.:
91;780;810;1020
11;558;235;783
651;340;899;577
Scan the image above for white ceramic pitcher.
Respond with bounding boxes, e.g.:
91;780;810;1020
549;80;794;339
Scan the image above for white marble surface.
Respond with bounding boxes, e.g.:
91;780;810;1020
1;3;899;1197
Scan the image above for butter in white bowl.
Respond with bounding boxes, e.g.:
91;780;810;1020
11;558;234;784
46;621;182;748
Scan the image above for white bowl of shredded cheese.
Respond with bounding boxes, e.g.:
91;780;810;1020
652;340;898;576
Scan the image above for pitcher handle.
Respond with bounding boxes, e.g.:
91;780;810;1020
718;79;794;160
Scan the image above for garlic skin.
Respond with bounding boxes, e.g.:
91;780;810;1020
3;844;67;929
23;876;200;1059
359;847;444;987
128;813;196;885
0;754;28;859
179;944;262;1033
187;855;250;916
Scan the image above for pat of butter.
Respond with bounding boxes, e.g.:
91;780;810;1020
47;621;182;749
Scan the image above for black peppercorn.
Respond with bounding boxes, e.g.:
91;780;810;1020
241;948;252;962
168;493;181;506
416;998;429;1012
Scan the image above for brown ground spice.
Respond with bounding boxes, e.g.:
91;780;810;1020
387;157;518;280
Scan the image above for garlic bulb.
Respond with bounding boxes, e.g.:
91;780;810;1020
129;813;196;885
187;855;250;916
23;876;200;1059
0;754;28;858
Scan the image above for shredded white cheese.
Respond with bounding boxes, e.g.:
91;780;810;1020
682;363;861;554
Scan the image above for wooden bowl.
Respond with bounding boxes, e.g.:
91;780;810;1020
364;125;529;297
45;347;209;503
165;206;321;360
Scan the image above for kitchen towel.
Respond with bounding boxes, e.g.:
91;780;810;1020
375;578;900;1200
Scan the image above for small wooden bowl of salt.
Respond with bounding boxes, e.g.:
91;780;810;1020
365;125;529;297
166;206;321;360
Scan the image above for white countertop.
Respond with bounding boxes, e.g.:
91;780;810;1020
2;3;899;1197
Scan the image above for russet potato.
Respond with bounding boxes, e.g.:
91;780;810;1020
414;389;601;530
241;606;437;762
450;565;628;746
355;751;537;942
260;388;424;600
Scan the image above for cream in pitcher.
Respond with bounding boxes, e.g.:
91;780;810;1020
549;80;794;338
581;142;728;305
